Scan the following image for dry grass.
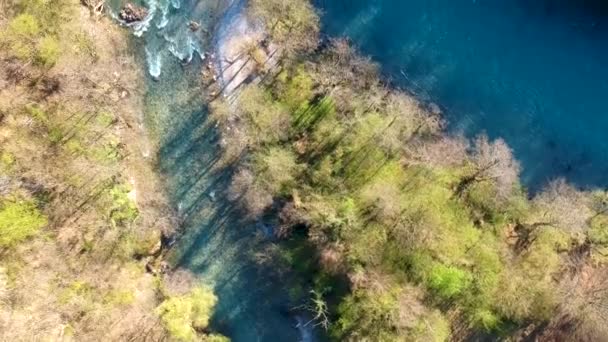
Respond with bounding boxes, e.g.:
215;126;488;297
0;2;176;340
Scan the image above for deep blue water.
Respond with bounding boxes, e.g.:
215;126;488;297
316;0;608;191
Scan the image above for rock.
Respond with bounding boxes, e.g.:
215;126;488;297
144;257;157;274
429;102;442;115
81;0;104;16
188;21;200;31
119;3;148;23
159;261;170;274
147;240;162;257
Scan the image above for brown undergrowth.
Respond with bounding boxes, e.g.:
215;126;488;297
0;1;184;340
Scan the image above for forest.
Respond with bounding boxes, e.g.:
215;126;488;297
208;0;608;340
1;0;608;341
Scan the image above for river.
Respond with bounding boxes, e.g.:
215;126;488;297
106;0;608;340
107;0;312;340
316;0;608;191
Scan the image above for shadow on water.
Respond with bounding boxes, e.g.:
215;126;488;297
316;0;608;192
146;54;302;340
107;0;309;339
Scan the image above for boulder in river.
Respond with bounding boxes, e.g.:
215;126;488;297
188;21;201;32
119;3;148;23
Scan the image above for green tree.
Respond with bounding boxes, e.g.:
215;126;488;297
156;286;219;342
253;146;300;195
427;264;472;300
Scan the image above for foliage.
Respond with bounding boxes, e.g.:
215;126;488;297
0;198;47;248
1;13;40;60
156;286;218;342
253;146;300;195
249;0;319;56
37;35;60;66
0;0;68;67
333;285;450;341
105;183;139;227
214;2;608;341
333;287;402;341
0;151;16;172
427;264;472;300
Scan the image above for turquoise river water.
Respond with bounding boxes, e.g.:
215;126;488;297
109;0;312;340
110;0;608;341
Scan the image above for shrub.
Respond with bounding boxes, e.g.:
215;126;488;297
2;14;39;60
106;183;138;227
427;264;472;300
468;307;501;331
589;214;608;245
0;198;47;247
26;105;49;124
0;152;16;172
1;7;64;67
333;288;401;341
253;147;300;195
104;289;135;306
156;286;218;342
37;35;60;67
73;31;97;60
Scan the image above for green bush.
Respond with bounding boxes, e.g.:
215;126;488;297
427;264;472;300
106;183;138;227
155;286;218;342
2;13;40;60
0;199;47;247
1;5;64;67
37;35;60;67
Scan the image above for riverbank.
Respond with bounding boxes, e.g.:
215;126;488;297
0;1;228;340
204;1;608;341
101;0;317;340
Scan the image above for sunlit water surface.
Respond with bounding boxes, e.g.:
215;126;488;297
316;0;608;191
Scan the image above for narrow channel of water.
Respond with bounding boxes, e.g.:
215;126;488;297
316;0;608;191
107;0;310;340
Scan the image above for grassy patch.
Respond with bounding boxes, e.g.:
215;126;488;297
0;198;47;248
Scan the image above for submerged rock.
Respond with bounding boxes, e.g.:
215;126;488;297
119;3;148;23
188;21;201;32
429;102;442;115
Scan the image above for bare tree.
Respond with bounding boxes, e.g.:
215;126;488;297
455;135;520;201
248;0;319;58
532;179;591;234
313;39;379;97
511;179;591;253
543;266;608;342
228;168;272;218
411;135;469;168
